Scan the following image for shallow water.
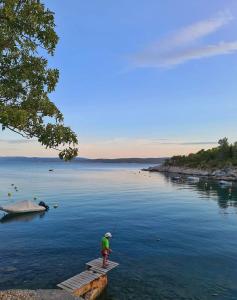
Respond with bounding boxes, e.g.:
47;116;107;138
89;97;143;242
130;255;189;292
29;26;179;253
0;159;237;300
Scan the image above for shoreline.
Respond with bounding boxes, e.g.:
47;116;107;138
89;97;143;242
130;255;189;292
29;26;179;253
0;289;80;300
142;165;237;181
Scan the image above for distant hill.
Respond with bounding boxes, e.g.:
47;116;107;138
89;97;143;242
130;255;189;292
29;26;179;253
76;157;167;163
0;156;167;164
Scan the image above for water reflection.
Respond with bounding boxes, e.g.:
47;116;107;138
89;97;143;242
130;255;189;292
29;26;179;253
160;173;237;210
0;211;46;224
0;164;237;299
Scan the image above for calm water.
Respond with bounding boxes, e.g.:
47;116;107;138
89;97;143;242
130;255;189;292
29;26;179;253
0;159;237;300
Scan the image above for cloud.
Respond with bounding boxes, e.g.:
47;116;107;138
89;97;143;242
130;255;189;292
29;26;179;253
79;137;217;158
0;137;217;158
163;11;232;47
144;139;217;146
139;41;237;67
0;139;35;144
132;11;237;68
178;141;217;145
0;139;58;157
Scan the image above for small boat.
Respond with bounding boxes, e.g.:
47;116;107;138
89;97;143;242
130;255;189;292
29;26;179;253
0;200;48;214
171;176;181;180
219;180;232;187
187;176;200;182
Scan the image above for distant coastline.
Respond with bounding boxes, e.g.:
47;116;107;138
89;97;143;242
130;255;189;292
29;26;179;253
0;156;167;164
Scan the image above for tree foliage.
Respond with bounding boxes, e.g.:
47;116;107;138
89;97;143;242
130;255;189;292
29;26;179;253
0;0;78;160
165;138;237;169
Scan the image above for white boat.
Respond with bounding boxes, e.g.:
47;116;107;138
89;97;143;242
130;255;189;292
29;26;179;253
219;180;232;187
0;200;46;214
171;176;181;180
187;176;200;182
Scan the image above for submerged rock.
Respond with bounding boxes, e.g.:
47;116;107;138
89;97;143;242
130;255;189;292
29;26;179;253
4;266;17;273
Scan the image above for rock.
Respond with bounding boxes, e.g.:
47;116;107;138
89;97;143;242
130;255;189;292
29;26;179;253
143;165;237;181
36;289;80;299
0;290;80;300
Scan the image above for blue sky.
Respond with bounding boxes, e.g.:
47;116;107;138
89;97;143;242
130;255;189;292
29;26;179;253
1;0;237;157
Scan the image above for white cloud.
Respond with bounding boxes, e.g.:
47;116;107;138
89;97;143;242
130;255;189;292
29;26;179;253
0;137;217;158
0;139;34;144
132;11;237;68
78;138;217;158
0;139;58;157
149;41;237;67
162;11;232;47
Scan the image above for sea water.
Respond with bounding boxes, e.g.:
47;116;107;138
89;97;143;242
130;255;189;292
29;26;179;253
0;158;237;300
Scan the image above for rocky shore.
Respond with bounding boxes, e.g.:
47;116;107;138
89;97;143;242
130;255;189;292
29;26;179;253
0;290;80;300
142;165;237;181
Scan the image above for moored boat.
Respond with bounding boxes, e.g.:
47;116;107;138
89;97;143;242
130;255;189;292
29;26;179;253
0;200;48;214
187;176;200;182
219;180;232;187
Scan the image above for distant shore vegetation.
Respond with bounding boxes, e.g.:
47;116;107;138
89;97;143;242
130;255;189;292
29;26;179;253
165;138;237;169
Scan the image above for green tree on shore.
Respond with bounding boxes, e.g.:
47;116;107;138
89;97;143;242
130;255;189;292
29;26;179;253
165;138;237;169
0;0;78;160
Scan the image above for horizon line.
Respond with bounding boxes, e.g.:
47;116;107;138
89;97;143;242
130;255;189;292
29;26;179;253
0;155;168;160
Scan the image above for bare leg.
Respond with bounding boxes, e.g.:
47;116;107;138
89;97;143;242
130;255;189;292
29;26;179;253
103;255;107;268
103;254;109;268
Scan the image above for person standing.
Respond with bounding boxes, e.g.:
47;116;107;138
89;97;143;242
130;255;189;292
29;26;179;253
101;232;112;268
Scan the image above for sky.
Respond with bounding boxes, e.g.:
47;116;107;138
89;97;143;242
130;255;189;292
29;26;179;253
1;0;237;158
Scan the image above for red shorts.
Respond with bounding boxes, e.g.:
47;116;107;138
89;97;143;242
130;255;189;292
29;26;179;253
101;250;109;257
